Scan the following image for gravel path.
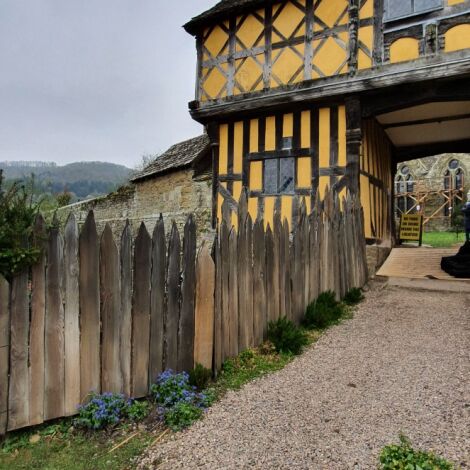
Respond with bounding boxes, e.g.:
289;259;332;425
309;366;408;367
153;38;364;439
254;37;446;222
139;283;470;469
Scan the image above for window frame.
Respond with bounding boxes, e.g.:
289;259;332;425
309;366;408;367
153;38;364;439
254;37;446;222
261;155;297;196
383;0;443;23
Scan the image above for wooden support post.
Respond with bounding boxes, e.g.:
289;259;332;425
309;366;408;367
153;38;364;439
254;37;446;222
345;97;362;196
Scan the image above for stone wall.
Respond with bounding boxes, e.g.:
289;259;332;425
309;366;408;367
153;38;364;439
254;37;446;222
58;168;214;244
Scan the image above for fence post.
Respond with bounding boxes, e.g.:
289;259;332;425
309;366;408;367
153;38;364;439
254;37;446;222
0;275;10;435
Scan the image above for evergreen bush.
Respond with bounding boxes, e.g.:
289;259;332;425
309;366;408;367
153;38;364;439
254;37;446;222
267;316;308;355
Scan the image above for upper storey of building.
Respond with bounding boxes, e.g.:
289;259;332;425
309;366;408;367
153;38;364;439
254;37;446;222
184;0;470;122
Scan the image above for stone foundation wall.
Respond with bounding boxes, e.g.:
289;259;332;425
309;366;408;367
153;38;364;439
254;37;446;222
58;169;214;244
366;244;391;277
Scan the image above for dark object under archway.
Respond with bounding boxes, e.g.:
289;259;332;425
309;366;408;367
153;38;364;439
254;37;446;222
441;242;470;278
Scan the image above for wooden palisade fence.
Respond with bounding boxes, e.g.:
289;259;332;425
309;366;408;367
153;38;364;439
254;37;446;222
0;187;367;434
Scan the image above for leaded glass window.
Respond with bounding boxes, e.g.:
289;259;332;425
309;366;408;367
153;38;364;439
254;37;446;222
384;0;442;21
263;157;295;195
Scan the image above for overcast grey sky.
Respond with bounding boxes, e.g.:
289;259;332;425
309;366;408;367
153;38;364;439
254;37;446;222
0;0;216;167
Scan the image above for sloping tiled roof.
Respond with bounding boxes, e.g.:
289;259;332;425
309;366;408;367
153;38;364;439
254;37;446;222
184;0;268;35
131;134;210;182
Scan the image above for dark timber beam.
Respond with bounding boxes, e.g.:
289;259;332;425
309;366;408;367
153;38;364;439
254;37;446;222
382;113;470;129
394;138;470;162
345;97;362;195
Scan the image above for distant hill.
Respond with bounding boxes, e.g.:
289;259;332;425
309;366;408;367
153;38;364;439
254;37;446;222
0;161;132;200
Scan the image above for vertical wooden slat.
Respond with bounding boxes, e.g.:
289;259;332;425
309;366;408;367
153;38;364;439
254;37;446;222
194;243;215;370
120;221;132;396
228;227;238;358
149;217;165;385
213;233;223;374
301;203;310;312
29;215;46;425
277;210;286;319
219;220;230;362
9;271;30;430
100;224;122;393
245;214;254;348
131;223;151;397
45;223;65;420
64;213;80;415
283;219;292;321
272;210;281;321
179;215;197;372
165;222;181;372
237;192;249;351
0;275;10;434
79;211;100;400
253;219;266;343
265;225;275;325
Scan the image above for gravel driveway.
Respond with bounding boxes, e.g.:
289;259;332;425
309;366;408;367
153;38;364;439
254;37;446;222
139;283;470;469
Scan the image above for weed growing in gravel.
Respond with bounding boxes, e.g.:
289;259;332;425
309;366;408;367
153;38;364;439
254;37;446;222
379;434;455;470
267;316;309;355
304;291;345;329
343;287;364;306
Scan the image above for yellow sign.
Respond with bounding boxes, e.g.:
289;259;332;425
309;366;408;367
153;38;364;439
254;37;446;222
399;214;423;242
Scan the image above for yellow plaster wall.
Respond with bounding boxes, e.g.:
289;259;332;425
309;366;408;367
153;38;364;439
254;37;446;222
444;24;470;52
389;37;420;64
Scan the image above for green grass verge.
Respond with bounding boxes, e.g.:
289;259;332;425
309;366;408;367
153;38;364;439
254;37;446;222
421;231;464;248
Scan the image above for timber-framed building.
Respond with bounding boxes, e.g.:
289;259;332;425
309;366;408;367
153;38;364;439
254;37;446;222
184;0;470;244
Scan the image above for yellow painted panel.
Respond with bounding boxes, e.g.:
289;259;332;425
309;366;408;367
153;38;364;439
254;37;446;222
204;25;228;57
272;1;306;39
319;176;329;200
265;116;276;151
233;181;242;202
281;196;293;227
358;49;372;70
389;37;420;63
250;119;259;152
313;37;348;76
304;196;311;216
236;13;264;51
445;24;470;52
360;175;371;238
217;193;223;223
297;157;311;188
315;0;348;28
338;105;346;167
264;197;275;230
272;47;304;85
219;124;229;174
250;161;263;191
203;63;228;100
447;0;465;4
283;113;294;137
248;197;258;221
233;122;243;173
359;0;374;19
358;26;373;70
319;108;330;168
234;55;264;94
301;110;311;148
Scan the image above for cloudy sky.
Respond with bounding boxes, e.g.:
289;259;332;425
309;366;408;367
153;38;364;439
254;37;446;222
0;0;216;168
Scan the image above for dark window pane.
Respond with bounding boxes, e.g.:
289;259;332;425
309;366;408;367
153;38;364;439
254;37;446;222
401;165;409;175
414;0;442;12
264;159;278;194
282;137;293;149
386;0;412;19
279;158;295;193
449;159;460;170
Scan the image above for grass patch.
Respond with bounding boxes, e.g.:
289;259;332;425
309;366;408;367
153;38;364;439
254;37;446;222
0;420;157;470
421;231;463;248
379;434;455;469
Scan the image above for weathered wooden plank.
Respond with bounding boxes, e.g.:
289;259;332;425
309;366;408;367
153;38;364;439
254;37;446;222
100;224;122;393
0;275;10;435
194;243;215;370
252;219;266;344
228;227;238;358
265;226;275;325
149;217;165;385
179;215;197;372
44;223;65;421
131;223;151;397
300;202;310;315
282;219;292;321
245;214;254;348
213;233;223;375
63;213;80;416
29;215;46;425
277;210;286;319
238;211;249;352
165;222;181;372
79;211;100;400
272;210;281;321
120;221;132;396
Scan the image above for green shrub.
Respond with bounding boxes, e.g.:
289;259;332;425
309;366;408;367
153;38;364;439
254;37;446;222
267;316;308;355
379;435;454;470
189;363;212;390
127;400;151;421
163;402;203;432
304;291;344;329
343;287;364;306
